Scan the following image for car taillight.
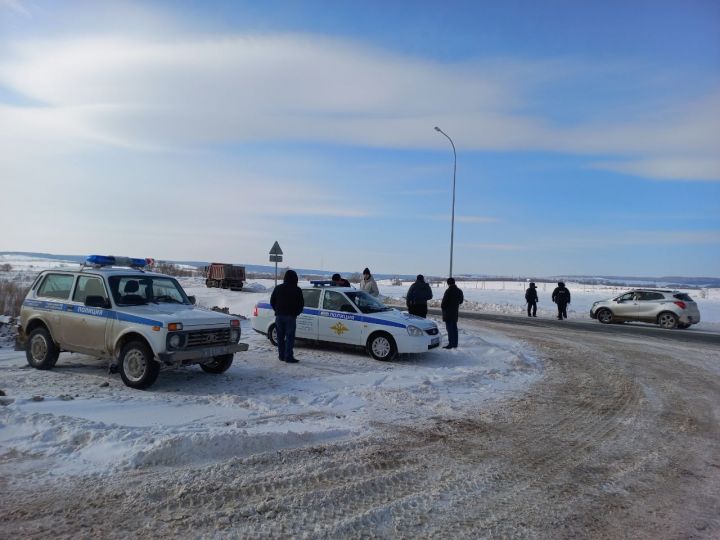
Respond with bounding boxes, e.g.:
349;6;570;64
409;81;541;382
253;306;258;317
231;319;240;327
673;301;686;310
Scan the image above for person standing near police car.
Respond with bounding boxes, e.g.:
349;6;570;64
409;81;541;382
525;282;538;317
441;277;464;348
406;274;433;317
331;273;351;287
551;281;571;320
270;269;304;363
359;267;379;297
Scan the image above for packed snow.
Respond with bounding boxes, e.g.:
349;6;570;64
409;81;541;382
1;254;718;483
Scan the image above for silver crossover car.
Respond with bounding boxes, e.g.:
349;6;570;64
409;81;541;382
590;289;701;329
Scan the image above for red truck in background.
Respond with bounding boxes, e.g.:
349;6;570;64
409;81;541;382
205;263;246;291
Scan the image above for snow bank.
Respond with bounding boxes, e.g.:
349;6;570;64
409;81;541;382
0;319;540;478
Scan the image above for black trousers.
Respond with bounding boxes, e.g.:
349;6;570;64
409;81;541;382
527;301;537;316
557;302;568;319
408;304;428;318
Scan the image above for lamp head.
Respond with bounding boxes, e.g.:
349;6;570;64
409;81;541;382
434;126;441;132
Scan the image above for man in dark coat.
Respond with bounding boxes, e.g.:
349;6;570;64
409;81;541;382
270;269;304;363
551;281;571;320
331;273;351;287
441;277;464;349
525;282;538;317
406;274;433;318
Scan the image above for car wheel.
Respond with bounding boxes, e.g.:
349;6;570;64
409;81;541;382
268;324;278;346
201;354;234;374
596;308;613;324
367;332;397;361
119;341;160;389
657;312;678;329
25;327;60;370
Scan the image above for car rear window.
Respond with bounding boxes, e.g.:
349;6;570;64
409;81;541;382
673;293;694;302
37;273;74;300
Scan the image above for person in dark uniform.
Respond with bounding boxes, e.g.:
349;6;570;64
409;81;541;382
331;273;351;287
270;269;304;363
525;282;538;317
441;277;464;348
406;274;433;317
551;281;571;320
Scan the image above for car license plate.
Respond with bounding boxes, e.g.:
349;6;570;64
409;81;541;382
431;337;440;346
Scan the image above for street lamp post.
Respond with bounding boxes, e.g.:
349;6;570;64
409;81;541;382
434;126;457;278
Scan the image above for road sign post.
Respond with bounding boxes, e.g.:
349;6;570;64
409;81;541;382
269;241;284;287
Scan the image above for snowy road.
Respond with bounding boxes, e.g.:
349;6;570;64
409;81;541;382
2;315;719;538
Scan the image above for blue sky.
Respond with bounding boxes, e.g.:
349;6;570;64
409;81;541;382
0;0;718;277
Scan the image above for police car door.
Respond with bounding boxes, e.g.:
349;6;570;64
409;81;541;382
64;275;111;355
319;290;362;345
297;288;320;340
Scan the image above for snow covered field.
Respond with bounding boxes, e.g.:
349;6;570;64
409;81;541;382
1;254;718;485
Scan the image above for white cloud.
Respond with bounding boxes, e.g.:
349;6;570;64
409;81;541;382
0;0;30;16
0;32;717;180
591;157;720;181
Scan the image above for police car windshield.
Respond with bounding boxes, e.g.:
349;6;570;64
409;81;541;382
345;291;391;314
109;276;190;306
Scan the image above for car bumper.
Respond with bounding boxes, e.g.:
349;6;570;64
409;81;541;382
14;325;26;351
397;335;441;354
158;342;249;366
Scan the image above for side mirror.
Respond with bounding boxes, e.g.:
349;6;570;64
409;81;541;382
85;295;111;309
340;304;355;313
188;295;197;305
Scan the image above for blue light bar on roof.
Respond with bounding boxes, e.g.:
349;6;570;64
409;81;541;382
86;255;148;268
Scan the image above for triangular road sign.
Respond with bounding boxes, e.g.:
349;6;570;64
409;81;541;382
269;241;283;255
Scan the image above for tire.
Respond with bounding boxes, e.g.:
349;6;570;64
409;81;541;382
201;354;234;374
596;308;613;324
268;324;278;346
366;332;397;361
25;327;60;370
119;341;160;389
205;279;213;288
657;312;678;329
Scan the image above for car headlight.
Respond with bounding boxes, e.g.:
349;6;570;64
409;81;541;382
407;325;424;337
231;328;240;342
168;334;182;348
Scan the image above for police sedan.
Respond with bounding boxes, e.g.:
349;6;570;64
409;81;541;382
251;281;440;360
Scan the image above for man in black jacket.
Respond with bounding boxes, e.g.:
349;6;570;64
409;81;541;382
270;269;304;363
441;277;464;349
525;282;538;317
406;274;433;317
551;281;571;320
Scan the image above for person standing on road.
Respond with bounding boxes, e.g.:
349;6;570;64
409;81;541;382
441;277;464;349
359;267;379;297
270;269;304;363
551;281;571;320
525;282;539;317
406;274;433;317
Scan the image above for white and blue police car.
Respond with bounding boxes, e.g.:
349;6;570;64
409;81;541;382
18;255;248;389
251;281;440;361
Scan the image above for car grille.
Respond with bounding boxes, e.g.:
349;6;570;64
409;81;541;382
186;328;231;348
425;328;439;336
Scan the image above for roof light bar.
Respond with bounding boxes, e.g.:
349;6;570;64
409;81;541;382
86;255;149;268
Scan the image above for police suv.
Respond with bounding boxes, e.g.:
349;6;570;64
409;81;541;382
251;281;440;360
18;256;248;389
